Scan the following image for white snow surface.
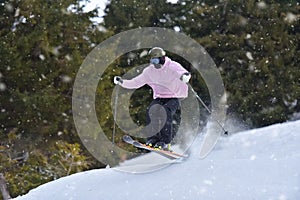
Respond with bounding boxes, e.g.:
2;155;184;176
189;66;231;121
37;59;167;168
14;120;300;200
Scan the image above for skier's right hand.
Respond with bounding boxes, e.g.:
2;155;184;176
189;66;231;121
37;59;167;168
113;76;123;85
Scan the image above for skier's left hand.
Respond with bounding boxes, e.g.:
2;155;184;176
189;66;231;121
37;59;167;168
180;72;191;83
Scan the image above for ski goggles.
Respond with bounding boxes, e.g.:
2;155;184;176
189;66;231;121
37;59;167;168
150;57;160;64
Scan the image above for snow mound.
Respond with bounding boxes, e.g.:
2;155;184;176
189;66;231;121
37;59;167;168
14;120;300;200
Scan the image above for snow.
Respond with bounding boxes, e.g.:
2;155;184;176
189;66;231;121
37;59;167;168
257;1;267;9
174;26;181;32
284;12;298;24
60;75;72;83
38;54;45;61
0;82;7;91
14;120;300;200
83;0;179;23
245;34;251;39
246;51;254;60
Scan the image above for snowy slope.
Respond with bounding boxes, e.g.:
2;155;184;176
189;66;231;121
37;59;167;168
14;120;300;200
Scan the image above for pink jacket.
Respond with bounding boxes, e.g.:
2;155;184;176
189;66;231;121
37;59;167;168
122;57;189;99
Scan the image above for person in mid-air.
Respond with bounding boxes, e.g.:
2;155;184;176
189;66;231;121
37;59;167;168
114;47;191;150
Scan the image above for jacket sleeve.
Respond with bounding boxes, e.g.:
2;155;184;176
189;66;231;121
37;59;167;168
173;62;189;78
121;70;147;89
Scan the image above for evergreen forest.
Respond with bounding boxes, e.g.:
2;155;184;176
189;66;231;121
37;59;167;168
0;0;299;198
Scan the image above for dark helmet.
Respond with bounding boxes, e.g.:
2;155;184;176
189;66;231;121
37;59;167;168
148;47;166;58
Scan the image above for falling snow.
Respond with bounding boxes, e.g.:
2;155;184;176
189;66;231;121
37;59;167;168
0;82;7;91
61;75;72;83
246;52;254;60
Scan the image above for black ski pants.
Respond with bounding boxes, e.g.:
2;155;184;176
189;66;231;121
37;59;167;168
146;98;180;144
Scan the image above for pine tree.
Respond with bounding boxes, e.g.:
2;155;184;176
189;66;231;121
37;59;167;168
174;0;299;127
104;0;173;32
0;0;108;197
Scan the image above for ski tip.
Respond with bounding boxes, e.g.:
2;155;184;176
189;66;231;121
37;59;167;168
123;135;131;140
122;135;133;143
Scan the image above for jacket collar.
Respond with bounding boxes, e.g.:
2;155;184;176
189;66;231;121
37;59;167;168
162;56;171;68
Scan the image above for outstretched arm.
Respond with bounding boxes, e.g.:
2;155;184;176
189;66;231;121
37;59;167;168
114;72;147;89
122;73;146;89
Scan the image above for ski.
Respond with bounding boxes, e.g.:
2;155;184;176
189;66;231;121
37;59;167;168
123;135;188;160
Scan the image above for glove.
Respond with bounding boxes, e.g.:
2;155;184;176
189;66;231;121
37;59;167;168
114;76;123;85
180;72;191;83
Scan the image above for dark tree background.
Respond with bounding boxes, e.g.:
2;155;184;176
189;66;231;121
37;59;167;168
0;0;299;198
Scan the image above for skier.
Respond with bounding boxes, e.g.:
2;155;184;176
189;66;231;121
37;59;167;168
114;47;191;150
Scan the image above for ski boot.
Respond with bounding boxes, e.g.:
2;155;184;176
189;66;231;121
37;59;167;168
154;142;171;151
145;138;158;147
